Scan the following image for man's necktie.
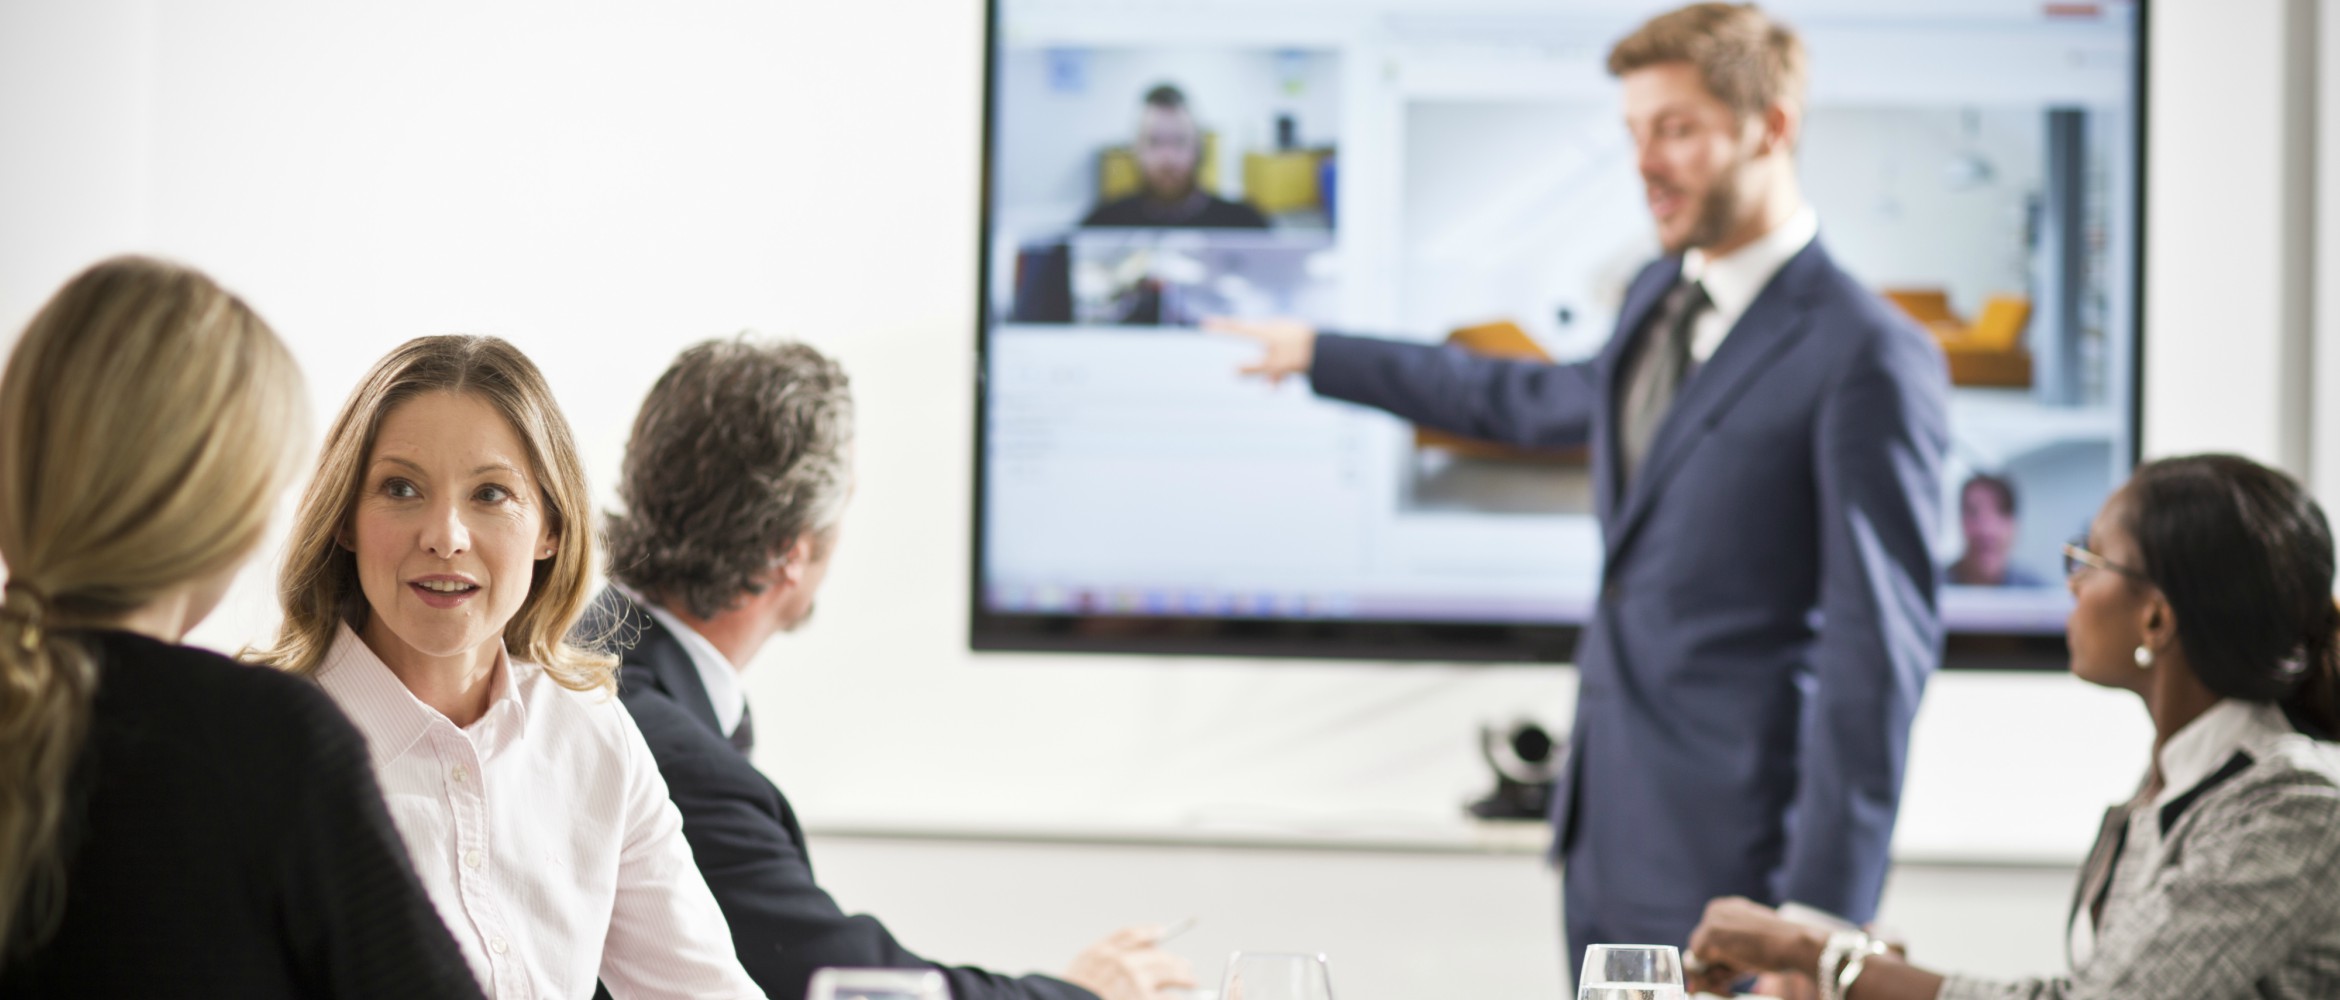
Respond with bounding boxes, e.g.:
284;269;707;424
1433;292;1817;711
1619;278;1711;487
729;702;756;755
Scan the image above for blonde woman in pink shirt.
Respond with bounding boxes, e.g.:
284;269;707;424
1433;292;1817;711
257;335;763;1000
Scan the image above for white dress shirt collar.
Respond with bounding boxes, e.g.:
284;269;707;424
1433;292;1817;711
2151;697;2292;811
316;621;528;772
313;617;763;999
613;582;746;738
1678;205;1819;362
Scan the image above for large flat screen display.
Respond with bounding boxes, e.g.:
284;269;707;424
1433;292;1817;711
973;0;2144;664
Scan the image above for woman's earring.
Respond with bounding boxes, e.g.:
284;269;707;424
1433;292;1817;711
2134;645;2155;670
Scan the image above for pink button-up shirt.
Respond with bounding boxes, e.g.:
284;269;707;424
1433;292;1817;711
315;623;763;1000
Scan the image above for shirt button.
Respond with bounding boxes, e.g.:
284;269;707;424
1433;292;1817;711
450;764;468;783
490;936;509;955
462;849;483;870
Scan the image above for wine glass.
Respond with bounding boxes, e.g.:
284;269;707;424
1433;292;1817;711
1577;944;1686;1000
805;968;952;1000
1219;951;1333;1000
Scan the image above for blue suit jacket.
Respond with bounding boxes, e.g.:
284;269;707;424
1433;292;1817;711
1310;239;1947;947
580;590;1097;1000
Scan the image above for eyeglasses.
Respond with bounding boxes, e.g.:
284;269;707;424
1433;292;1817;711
2063;539;2146;581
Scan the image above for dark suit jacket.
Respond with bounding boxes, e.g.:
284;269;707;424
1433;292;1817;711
1310;238;1948;952
580;590;1097;1000
1080;193;1269;229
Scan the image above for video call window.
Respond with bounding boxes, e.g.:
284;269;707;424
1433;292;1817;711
976;0;2142;658
997;47;1343;327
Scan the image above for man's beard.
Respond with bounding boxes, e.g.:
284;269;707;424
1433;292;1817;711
1662;153;1753;254
1143;176;1198;204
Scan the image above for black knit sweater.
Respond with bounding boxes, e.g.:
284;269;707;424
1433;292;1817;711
0;629;484;999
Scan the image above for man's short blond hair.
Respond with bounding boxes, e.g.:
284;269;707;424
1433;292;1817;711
1608;3;1808;123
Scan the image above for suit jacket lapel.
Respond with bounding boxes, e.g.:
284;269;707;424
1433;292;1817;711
598;588;728;740
1598;257;1686;523
2067;803;2131;965
1603;241;1825;568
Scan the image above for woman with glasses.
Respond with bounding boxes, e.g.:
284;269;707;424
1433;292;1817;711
1682;453;2340;999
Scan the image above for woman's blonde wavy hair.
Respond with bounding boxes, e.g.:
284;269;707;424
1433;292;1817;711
0;256;305;961
252;335;613;692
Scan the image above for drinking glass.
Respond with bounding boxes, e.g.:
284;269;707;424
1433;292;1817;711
1577;944;1686;1000
1219;951;1333;1000
805;968;951;1000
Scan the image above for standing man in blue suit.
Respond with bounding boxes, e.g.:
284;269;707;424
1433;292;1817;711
1214;2;1949;977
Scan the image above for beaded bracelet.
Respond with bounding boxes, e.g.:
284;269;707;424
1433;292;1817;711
1817;930;1890;1000
1817;931;1857;1000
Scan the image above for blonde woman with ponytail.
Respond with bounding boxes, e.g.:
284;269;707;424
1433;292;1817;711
0;258;483;999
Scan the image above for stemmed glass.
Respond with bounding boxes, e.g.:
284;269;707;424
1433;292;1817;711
1219;951;1333;1000
1577;944;1686;1000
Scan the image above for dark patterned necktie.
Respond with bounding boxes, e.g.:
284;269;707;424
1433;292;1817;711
729;702;756;755
1619;278;1711;486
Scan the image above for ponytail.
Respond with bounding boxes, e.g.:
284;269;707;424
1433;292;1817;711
2281;599;2340;740
0;583;96;957
0;255;306;969
2127;455;2340;736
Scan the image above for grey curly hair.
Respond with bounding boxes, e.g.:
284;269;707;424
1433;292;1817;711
605;335;854;619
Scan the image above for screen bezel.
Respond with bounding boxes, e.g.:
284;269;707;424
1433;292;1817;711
967;1;2150;670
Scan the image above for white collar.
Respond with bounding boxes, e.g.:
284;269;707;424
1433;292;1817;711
1681;205;1819;325
2151;698;2292;812
614;582;747;738
315;621;529;772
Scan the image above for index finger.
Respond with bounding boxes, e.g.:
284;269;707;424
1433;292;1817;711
1200;316;1255;337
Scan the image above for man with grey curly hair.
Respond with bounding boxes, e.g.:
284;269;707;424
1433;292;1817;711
604;336;856;635
583;336;1191;1000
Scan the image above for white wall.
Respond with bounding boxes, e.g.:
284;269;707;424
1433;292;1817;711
2317;0;2340;505
0;0;2308;997
2143;0;2299;467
